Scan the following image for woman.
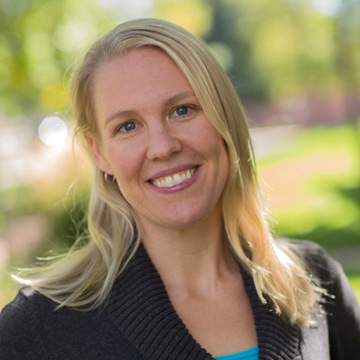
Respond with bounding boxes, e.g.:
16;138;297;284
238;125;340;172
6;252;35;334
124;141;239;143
0;18;359;359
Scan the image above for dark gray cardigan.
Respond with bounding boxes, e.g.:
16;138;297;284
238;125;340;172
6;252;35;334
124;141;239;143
0;240;359;359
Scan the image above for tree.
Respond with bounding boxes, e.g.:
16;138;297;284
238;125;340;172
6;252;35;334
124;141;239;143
0;0;117;118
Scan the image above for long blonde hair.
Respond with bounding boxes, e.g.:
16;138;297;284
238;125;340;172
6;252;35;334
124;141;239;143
16;18;322;326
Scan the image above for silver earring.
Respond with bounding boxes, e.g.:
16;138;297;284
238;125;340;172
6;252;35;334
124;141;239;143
104;172;116;183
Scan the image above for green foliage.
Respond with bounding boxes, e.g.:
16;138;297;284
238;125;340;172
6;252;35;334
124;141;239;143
204;0;269;100
153;0;212;36
1;0;359;117
0;0;118;116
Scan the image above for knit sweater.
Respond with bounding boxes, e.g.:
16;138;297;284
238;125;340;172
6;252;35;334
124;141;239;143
0;240;359;359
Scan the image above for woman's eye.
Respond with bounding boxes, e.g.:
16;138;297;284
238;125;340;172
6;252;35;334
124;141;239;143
118;121;138;133
172;106;193;118
176;106;189;116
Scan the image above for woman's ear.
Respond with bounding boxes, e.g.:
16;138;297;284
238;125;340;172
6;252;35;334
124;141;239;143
87;135;114;175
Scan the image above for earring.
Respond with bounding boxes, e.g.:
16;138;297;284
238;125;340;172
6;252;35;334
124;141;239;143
104;172;116;183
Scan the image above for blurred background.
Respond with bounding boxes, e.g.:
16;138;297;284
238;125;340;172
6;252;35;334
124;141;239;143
1;0;359;309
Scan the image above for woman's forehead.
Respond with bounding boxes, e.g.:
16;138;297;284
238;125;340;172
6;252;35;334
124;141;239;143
91;47;196;126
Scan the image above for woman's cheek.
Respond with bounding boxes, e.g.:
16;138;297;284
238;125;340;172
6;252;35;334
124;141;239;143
107;140;144;181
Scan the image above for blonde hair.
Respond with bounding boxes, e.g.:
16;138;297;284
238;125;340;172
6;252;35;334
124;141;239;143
16;18;322;326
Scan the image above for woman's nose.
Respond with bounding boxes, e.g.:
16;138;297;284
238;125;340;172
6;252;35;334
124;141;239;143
146;123;182;161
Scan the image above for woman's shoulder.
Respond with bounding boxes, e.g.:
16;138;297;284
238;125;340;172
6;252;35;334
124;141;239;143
1;287;47;321
279;239;360;330
3;286;54;308
280;239;360;356
0;287;140;359
0;287;52;358
277;238;341;281
1;287;94;354
0;286;102;331
278;237;327;257
0;287;61;334
0;287;60;326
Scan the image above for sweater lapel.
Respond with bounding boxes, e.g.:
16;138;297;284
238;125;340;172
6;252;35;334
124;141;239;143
105;246;212;359
241;270;302;359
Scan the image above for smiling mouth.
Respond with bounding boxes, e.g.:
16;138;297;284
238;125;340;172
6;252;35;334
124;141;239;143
151;167;196;188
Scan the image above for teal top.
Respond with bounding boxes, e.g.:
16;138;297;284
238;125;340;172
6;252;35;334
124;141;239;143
214;346;259;360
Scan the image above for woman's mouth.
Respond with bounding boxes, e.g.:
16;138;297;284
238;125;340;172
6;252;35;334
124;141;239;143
151;167;196;188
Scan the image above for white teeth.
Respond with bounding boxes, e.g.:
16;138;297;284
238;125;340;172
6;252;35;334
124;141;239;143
173;174;182;185
165;177;174;187
152;168;195;188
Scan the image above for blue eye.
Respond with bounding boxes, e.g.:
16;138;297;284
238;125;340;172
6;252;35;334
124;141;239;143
119;121;137;133
175;106;189;116
172;105;194;119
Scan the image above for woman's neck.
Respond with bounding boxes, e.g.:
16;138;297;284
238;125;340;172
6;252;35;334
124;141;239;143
139;212;238;298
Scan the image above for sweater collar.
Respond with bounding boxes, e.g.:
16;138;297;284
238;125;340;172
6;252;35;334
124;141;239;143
105;245;301;359
241;270;301;359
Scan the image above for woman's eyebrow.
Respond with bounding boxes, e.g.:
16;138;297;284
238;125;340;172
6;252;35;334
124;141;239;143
163;91;195;107
105;110;137;127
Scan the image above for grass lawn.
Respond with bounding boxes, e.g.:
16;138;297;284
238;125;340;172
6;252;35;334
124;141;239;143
257;124;360;250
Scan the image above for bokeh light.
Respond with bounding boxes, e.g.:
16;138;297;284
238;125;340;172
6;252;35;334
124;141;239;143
311;0;341;16
38;116;68;147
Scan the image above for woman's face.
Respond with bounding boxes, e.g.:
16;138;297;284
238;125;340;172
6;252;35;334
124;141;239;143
89;47;229;233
